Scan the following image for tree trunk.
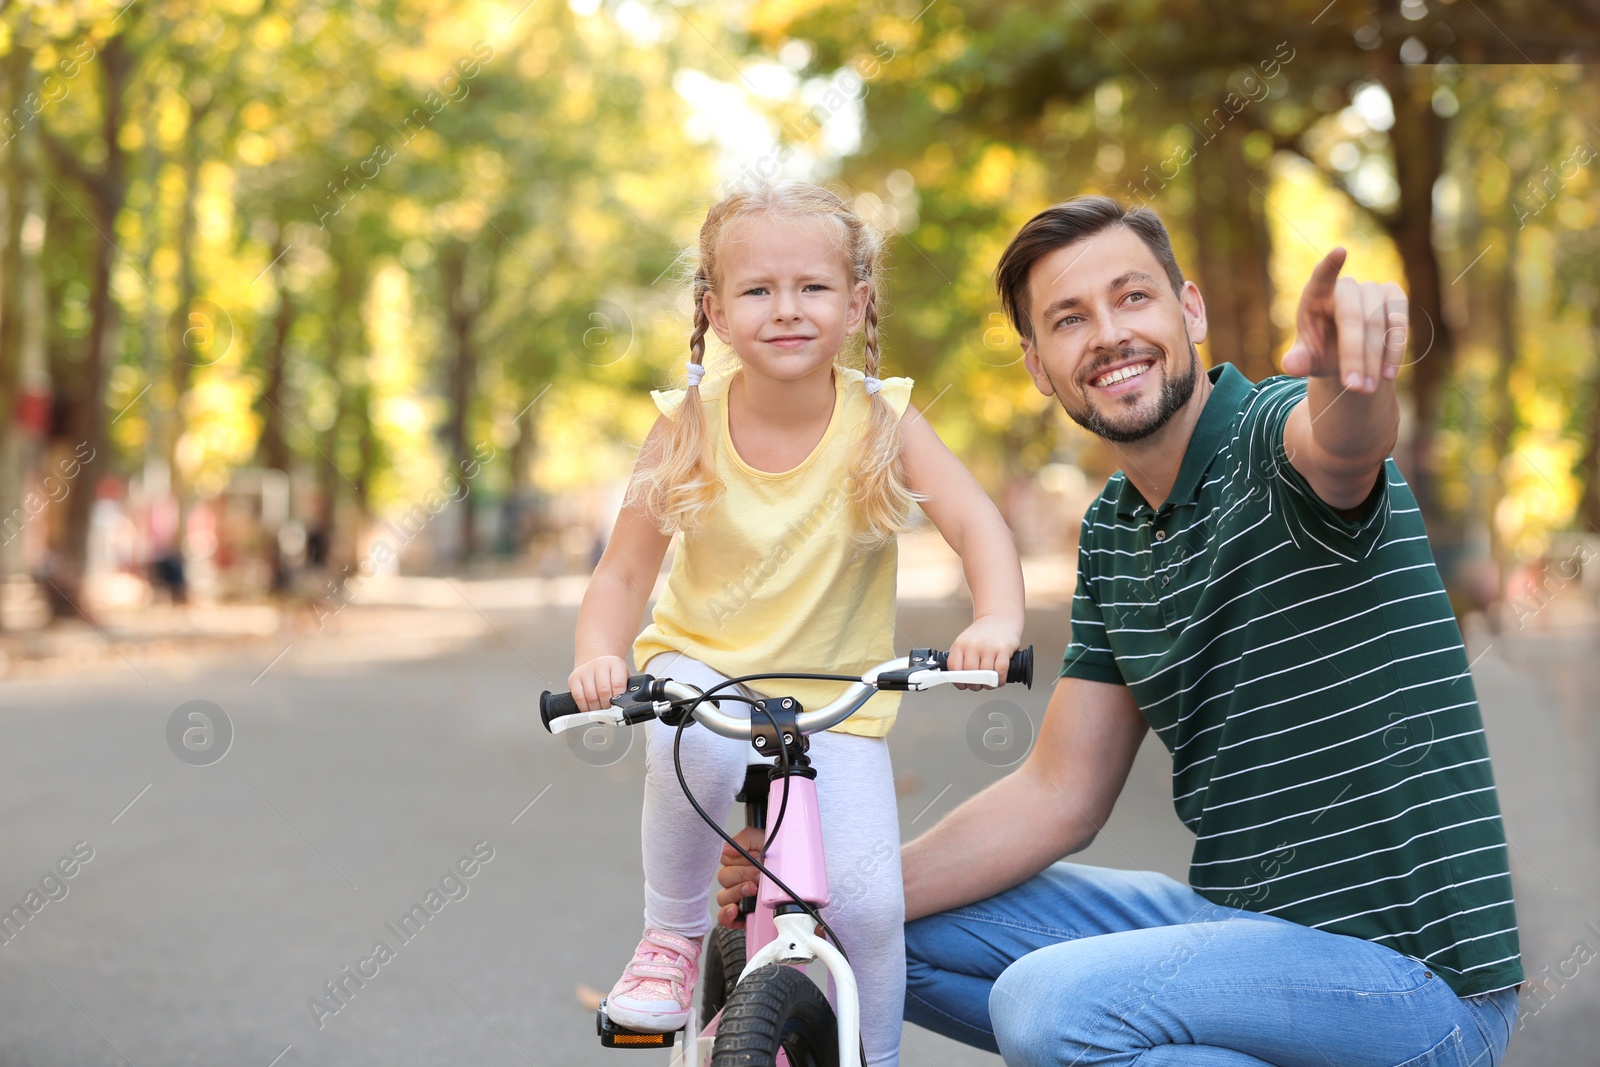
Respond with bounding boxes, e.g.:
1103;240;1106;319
139;93;165;500
440;241;479;565
1379;65;1458;576
0;39;32;631
507;397;536;555
1189;121;1279;382
1484;231;1519;576
1452;152;1518;599
1581;313;1600;535
314;239;361;572
165;89;213;570
351;382;374;570
259;222;293;473
51;33;133;619
256;220;295;592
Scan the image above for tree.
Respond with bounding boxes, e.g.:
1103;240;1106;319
748;0;1600;577
39;10;139;617
0;11;34;630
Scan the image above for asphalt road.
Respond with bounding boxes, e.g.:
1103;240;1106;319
0;596;1594;1066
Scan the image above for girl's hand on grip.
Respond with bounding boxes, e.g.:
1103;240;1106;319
569;655;630;712
947;616;1021;691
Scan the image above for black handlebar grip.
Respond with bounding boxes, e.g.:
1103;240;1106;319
1008;646;1034;689
539;690;584;732
928;645;1034;689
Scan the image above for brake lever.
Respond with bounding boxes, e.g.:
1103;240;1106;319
870;666;1003;691
547;708;626;735
905;668;1001;690
549;691;678;735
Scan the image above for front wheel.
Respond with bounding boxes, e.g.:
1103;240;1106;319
710;964;838;1067
701;925;746;1021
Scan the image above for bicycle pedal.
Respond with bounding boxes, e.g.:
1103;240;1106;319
596;1000;678;1049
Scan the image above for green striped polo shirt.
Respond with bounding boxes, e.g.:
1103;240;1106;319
1062;362;1523;998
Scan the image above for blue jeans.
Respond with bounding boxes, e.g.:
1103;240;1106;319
904;863;1518;1066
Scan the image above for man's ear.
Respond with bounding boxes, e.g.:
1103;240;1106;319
1180;280;1208;348
1023;339;1055;397
704;288;733;345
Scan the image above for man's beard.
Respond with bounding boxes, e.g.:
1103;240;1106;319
1057;343;1200;444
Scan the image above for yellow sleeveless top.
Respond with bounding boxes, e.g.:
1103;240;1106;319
632;365;912;737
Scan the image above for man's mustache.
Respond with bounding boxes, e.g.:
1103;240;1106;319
1079;346;1164;390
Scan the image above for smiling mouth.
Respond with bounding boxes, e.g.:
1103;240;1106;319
765;335;814;345
1090;360;1155;389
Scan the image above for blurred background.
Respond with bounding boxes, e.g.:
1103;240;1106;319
0;1;1597;1065
0;0;1597;641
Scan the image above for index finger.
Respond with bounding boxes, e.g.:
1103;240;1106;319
721;834;762;863
720;845;758;868
1301;248;1349;304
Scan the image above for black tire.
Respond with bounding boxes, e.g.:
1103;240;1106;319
701;925;747;1021
710;964;838;1067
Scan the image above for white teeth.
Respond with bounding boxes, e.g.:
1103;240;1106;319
1094;362;1151;388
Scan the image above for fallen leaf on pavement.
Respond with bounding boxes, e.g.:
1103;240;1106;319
894;772;924;797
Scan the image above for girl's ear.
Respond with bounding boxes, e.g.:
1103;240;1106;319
703;287;733;344
845;278;871;334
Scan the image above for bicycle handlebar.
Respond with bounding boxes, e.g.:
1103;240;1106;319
539;645;1034;741
938;646;1032;689
538;689;583;730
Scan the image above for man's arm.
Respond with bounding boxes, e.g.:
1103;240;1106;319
901;675;1148;920
713;674;1148;927
1279;249;1406;512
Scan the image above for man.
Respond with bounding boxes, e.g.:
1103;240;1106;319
718;196;1522;1064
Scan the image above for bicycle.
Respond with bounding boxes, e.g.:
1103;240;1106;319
540;644;1034;1067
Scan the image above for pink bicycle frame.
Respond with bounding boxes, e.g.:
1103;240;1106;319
746;772;830;951
688;757;861;1067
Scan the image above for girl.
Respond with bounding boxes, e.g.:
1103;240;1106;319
569;181;1024;1066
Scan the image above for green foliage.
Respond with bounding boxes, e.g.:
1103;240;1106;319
744;0;1600;557
4;0;716;533
2;0;1597;582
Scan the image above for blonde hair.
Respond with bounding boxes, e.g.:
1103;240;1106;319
628;181;920;544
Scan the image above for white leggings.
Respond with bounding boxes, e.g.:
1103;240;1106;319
641;651;905;1067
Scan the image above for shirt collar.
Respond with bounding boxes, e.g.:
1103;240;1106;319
1113;362;1255;519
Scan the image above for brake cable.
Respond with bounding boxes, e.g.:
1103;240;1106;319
668;686;853;967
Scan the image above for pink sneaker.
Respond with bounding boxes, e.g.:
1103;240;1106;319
604;928;702;1031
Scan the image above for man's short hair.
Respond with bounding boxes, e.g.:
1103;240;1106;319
996;195;1186;342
